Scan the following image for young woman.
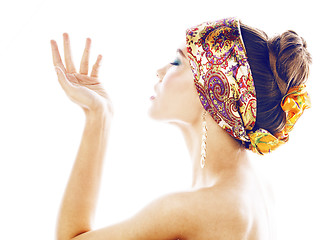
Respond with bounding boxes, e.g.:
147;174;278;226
50;17;311;240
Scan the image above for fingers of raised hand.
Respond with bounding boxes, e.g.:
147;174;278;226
51;34;102;80
63;33;77;73
51;40;66;71
91;55;102;78
80;38;91;75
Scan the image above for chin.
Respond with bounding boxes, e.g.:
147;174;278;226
147;108;157;120
147;99;165;120
147;100;189;123
147;107;171;122
147;105;163;121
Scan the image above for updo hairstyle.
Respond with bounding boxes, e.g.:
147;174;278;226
240;23;312;134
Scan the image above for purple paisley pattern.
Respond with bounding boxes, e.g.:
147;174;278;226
186;17;257;143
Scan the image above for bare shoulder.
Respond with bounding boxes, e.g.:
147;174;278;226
135;188;251;237
197;186;253;230
72;191;199;240
72;186;264;240
143;185;253;239
186;176;277;240
156;189;252;237
151;175;273;239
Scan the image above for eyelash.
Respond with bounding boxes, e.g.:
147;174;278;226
170;58;181;66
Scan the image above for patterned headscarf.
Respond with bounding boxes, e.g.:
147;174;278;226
186;17;310;154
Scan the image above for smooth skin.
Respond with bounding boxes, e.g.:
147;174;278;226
51;34;275;240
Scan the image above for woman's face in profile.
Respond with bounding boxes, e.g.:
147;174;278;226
148;43;203;124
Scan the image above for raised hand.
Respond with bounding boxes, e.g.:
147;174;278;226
51;33;112;114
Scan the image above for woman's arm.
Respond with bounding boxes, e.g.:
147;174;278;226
51;34;112;239
57;110;111;239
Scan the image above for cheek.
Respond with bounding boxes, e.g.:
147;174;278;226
162;68;194;98
161;68;200;114
149;65;202;122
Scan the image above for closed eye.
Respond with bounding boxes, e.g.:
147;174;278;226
170;58;181;66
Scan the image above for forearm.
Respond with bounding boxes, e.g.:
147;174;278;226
57;108;111;240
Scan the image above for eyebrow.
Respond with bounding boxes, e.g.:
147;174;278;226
177;49;187;58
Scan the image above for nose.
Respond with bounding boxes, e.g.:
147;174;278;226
156;64;169;81
156;69;163;81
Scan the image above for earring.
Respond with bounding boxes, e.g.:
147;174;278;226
200;110;208;169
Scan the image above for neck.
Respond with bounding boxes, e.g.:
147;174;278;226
172;113;249;189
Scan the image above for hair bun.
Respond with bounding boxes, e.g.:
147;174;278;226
268;30;312;96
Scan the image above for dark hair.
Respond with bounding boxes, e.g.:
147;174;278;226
240;22;312;134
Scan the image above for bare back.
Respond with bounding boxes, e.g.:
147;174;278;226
178;169;275;240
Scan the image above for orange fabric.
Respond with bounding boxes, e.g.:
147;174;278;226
248;85;311;154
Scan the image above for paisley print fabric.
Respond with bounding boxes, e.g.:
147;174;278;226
186;17;256;142
185;17;310;154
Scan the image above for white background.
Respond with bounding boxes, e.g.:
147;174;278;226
0;0;329;239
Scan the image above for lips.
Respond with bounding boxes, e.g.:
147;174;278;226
150;95;156;100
